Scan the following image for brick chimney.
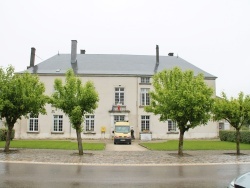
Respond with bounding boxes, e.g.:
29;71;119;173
71;40;77;64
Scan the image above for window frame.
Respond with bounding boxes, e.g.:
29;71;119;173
141;115;150;131
140;88;150;106
141;77;150;84
53;115;63;132
85;115;95;131
29;114;39;132
219;122;224;130
114;115;125;123
168;120;177;131
115;87;125;105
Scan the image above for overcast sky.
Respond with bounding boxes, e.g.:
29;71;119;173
1;0;249;98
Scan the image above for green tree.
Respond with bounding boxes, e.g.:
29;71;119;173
51;69;99;155
0;65;47;152
213;92;250;155
145;67;214;156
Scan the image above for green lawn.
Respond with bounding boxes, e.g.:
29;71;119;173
1;140;249;151
0;140;105;150
140;140;250;150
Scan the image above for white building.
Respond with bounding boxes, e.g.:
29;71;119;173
14;40;218;140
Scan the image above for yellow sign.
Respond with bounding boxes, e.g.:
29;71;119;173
101;126;106;133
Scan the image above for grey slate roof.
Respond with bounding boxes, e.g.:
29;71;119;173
23;54;216;79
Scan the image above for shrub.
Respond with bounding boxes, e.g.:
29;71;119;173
219;130;229;141
219;130;250;144
241;126;249;131
0;128;15;141
240;131;250;144
219;130;235;142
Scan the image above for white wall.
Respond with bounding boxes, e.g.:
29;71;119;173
14;75;218;140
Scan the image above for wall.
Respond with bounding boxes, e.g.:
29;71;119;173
14;74;218;140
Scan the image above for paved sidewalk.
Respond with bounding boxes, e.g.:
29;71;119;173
1;140;250;166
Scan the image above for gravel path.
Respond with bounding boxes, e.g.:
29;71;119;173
1;140;250;166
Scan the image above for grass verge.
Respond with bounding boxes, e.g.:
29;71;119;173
0;140;105;150
140;140;250;150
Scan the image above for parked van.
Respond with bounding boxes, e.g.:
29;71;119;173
113;121;131;145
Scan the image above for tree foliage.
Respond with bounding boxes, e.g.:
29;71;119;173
145;67;214;156
0;65;48;152
51;69;99;155
212;92;250;154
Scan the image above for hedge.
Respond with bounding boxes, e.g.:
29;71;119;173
0;128;15;141
219;130;250;144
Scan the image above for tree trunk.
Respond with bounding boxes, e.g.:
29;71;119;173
236;128;240;155
4;125;13;152
76;129;83;155
178;128;185;156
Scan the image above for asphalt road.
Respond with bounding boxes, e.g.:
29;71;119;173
0;162;249;188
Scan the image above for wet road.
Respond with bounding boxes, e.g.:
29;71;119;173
0;162;249;188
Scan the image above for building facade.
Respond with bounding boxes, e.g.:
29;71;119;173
14;40;219;140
